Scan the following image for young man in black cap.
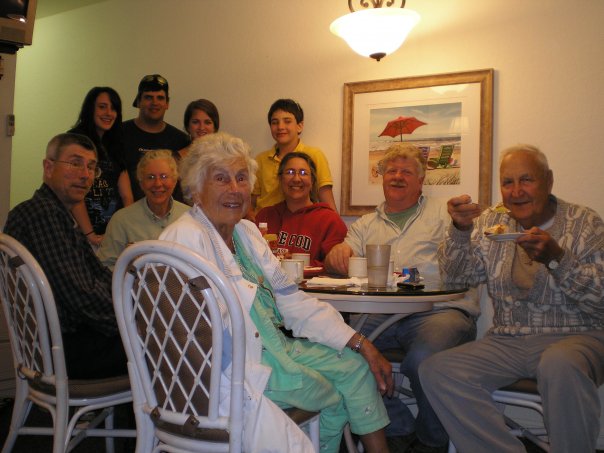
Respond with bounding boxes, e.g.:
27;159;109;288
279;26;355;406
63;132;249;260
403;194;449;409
123;74;190;201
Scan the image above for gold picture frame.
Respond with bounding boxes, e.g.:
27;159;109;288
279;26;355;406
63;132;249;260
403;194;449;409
340;69;494;216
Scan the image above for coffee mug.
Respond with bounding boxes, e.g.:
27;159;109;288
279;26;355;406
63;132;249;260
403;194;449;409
348;257;368;278
281;259;304;283
291;253;311;267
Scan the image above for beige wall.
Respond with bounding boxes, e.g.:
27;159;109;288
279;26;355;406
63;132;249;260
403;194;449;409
9;0;604;219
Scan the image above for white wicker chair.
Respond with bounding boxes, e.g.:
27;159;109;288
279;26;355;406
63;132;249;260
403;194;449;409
490;379;549;451
0;233;134;453
112;240;319;453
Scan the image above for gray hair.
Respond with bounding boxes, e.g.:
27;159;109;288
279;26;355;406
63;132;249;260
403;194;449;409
179;132;258;202
377;143;427;178
500;144;550;176
136;149;178;182
46;133;97;160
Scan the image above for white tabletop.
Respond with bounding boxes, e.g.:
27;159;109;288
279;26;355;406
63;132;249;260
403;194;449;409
301;284;467;341
302;284;466;313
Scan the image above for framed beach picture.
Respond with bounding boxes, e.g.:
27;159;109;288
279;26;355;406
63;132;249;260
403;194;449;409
340;69;494;216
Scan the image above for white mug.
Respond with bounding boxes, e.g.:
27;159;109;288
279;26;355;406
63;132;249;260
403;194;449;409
348;257;368;278
291;253;311;267
281;259;304;283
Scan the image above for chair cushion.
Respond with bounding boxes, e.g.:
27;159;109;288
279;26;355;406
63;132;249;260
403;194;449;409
26;370;131;399
499;378;539;394
283;407;320;425
154;418;230;442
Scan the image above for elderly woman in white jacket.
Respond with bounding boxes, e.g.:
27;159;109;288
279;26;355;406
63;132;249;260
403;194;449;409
160;132;393;453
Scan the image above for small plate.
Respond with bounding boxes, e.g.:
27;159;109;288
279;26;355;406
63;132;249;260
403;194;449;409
304;266;324;278
486;232;524;242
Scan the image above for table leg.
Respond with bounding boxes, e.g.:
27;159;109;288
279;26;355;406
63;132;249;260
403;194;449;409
366;313;407;342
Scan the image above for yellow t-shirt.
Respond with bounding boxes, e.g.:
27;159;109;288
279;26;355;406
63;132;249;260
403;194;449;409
252;141;334;211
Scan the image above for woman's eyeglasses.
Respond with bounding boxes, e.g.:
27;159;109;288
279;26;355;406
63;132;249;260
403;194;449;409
280;168;310;177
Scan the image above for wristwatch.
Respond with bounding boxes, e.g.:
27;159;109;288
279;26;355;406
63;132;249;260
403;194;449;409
547;250;564;271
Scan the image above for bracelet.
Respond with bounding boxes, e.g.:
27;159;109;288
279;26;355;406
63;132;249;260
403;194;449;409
85;230;94;236
351;333;366;353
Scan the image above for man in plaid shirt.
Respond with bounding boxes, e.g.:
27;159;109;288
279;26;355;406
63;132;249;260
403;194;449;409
4;133;126;379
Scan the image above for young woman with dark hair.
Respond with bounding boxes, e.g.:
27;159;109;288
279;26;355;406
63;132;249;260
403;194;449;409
69;86;133;246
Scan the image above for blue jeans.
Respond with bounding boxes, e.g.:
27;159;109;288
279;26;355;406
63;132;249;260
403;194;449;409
356;308;477;447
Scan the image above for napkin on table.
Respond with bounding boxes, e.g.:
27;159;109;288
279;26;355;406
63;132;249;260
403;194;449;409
305;274;408;288
305;276;364;287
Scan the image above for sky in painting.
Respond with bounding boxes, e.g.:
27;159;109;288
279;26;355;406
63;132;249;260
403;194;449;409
369;102;462;141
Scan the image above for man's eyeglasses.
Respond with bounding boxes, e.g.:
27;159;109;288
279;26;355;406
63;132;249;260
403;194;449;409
280;168;310;177
142;74;168;86
50;159;101;178
143;174;172;182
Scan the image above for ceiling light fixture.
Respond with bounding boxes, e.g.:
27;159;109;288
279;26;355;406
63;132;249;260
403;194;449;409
330;1;420;62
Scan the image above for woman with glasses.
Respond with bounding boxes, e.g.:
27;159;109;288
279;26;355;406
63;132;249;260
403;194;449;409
160;133;392;452
255;152;347;266
97;150;188;269
69;87;134;246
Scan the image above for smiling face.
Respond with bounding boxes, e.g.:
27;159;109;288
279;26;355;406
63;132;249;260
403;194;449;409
140;158;177;214
187;109;216;138
500;150;554;228
43;144;97;209
270;109;303;151
196;158;251;234
137;90;169;124
280;157;312;207
382;156;424;212
93;92;117;136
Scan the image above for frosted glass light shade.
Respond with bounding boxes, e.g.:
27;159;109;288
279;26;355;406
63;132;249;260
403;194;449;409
330;8;420;61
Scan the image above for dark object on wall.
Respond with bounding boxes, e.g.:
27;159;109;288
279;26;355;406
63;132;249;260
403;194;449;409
0;0;37;52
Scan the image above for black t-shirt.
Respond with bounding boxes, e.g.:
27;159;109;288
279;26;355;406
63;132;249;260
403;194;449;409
68;127;127;234
122;119;191;202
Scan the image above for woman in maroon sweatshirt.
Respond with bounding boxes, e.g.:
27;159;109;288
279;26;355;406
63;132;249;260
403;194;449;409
256;152;347;266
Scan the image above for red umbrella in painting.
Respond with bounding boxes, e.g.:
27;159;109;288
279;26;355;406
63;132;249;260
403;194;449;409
379;116;427;141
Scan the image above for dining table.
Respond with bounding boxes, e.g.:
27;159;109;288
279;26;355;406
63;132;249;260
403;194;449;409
300;280;468;341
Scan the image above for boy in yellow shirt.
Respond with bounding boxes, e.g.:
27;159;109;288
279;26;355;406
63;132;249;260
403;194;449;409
252;99;337;213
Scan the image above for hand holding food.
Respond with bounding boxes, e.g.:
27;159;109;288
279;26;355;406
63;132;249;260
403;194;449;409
447;195;482;231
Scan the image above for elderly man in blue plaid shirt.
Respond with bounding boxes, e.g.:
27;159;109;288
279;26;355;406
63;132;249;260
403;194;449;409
4;133;126;379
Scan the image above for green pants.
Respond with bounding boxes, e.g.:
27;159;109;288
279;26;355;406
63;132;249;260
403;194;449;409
264;338;389;453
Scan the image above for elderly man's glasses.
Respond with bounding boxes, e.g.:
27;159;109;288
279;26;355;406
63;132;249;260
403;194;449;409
50;159;101;178
281;168;310;177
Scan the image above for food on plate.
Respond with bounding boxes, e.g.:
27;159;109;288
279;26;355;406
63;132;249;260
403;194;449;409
484;224;507;236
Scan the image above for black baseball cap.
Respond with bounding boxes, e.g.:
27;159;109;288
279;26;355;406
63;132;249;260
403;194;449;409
132;74;169;107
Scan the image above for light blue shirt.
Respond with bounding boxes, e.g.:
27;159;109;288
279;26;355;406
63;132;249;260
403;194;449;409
345;194;479;316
